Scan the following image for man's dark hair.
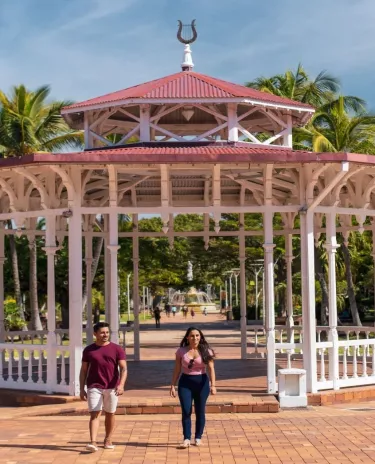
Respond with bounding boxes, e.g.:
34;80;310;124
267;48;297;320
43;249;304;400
93;321;110;333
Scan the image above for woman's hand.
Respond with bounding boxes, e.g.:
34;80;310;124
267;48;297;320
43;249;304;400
210;385;217;395
170;385;177;398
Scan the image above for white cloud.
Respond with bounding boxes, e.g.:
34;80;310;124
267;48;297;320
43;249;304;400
1;0;375;108
56;0;137;31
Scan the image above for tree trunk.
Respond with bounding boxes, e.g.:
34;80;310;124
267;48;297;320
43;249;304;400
341;241;362;326
7;221;27;327
82;236;104;310
314;245;329;326
29;237;42;330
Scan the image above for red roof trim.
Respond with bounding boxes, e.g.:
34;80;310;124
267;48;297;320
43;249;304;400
0;147;373;167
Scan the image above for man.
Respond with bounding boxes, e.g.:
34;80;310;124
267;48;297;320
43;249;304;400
80;322;127;452
154;306;161;328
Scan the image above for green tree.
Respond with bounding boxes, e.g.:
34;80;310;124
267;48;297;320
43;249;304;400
0;84;83;329
0;84;82;156
246;63;340;107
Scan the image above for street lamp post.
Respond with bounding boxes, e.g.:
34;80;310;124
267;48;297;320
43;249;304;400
232;268;240;307
127;273;131;321
229;274;233;308
249;260;264;321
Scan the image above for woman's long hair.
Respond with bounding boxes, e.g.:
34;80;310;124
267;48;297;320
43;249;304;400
180;327;215;364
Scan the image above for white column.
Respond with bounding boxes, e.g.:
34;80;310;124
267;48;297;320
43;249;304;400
239;224;247;359
133;215;140;361
108;212;120;344
85;231;93;345
283;113;293;148
84;112;90;149
227;103;238;142
68;182;83;396
43;216;59;394
324;212;339;389
300;210;317;393
140;104;151;142
372;220;375;326
104;216;110;322
263;210;276;393
0;225;5;343
285;233;295;345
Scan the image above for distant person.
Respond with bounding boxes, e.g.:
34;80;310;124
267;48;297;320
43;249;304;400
190;308;195;319
170;327;216;448
80;322;127;452
165;303;171;318
154;306;161;328
183;307;188;319
203;307;207;316
172;306;177;317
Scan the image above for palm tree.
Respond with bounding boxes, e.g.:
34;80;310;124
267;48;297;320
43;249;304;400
246;63;340;107
0;84;83;329
297;97;375;325
0;84;82;156
295;96;375;154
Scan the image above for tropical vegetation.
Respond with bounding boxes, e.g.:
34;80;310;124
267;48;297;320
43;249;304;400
2;66;375;331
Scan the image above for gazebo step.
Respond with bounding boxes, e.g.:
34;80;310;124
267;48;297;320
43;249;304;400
0;389;279;414
308;385;375;406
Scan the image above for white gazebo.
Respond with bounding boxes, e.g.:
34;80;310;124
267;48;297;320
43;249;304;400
1;36;375;396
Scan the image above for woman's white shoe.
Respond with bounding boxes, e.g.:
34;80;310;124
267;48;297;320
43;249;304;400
180;439;191;448
195;438;202;446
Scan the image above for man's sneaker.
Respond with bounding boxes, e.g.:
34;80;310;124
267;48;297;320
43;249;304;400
86;443;98;452
180;439;190;448
195;438;202;447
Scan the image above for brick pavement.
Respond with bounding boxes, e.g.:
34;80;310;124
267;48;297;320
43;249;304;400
3;405;375;463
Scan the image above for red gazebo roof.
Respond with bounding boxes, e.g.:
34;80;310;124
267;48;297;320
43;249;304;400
62;72;315;113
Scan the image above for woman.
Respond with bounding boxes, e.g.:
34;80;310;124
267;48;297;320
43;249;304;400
170;327;216;448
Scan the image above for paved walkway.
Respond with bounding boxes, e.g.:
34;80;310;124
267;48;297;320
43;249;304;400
123;313;269;396
2;403;375;463
3;313;375;462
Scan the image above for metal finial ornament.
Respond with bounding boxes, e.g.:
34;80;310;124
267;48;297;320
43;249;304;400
177;20;197;44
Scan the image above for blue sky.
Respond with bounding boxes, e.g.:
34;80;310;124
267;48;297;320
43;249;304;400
1;0;375;109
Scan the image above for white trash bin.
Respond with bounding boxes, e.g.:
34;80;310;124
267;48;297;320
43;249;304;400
278;368;307;408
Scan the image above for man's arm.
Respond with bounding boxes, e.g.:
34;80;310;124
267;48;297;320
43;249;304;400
79;362;89;400
115;359;127;396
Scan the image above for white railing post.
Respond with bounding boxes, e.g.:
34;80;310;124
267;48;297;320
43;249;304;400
324;212;340;390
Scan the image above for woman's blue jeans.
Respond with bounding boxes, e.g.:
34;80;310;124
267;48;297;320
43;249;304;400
178;373;210;440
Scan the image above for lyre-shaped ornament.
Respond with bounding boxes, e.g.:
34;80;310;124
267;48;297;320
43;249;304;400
177;20;197;44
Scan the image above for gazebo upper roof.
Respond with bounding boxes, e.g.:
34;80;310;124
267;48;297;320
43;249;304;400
62;71;315;114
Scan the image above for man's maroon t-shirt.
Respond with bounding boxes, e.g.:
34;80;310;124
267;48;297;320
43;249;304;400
82;342;126;389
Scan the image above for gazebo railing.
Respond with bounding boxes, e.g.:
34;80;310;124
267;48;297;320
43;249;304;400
315;325;375;390
247;323;375;391
0;343;70;393
0;325;131;394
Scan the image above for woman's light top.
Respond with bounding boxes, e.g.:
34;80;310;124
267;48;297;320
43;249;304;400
176;346;212;375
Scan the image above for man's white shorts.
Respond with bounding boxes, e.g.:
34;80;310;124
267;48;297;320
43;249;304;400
87;388;118;413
